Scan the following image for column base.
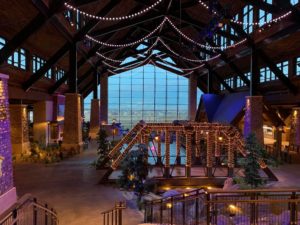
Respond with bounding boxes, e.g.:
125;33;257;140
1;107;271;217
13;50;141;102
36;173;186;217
207;167;213;177
89;129;99;139
228;168;234;177
11;142;30;158
163;167;171;178
61;142;84;156
156;156;163;166
186;166;191;177
175;156;181;165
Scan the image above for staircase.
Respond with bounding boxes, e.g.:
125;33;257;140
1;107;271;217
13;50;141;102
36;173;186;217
0;194;58;225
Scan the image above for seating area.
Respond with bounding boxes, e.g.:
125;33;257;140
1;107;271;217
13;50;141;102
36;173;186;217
1;0;300;225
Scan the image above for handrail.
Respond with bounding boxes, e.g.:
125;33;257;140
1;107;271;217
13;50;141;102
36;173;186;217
101;202;126;225
0;194;59;225
144;188;300;225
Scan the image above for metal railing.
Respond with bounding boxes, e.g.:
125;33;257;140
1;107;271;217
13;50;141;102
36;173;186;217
101;202;126;225
144;189;300;225
0;194;58;225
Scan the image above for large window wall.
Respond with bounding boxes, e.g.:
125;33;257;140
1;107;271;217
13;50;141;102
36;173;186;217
108;65;195;129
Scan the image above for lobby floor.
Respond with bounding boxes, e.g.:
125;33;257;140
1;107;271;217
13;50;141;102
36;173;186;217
13;142;300;225
13;141;143;225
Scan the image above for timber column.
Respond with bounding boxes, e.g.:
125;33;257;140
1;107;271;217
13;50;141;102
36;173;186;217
227;138;234;177
175;131;181;165
156;131;163;166
185;127;193;177
9;104;30;157
62;43;83;154
206;131;213;177
0;74;17;214
194;129;201;165
100;73;108;125
163;130;170;178
89;72;100;139
244;96;264;144
188;73;197;121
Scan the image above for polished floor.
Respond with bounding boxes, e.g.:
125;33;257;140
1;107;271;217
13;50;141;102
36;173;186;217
14;142;300;225
14;141;143;225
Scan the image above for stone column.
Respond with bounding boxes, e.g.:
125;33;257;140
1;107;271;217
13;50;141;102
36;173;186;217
61;93;83;154
100;73;108;125
188;73;197;121
194;130;201;165
244;96;264;144
9;104;30;157
290;108;300;146
206;131;213;177
227;138;234;177
156;132;162;166
175;131;181;165
185;129;193;177
33;101;53;146
89;99;100;139
0;74;17;214
163;130;170;178
274;126;283;159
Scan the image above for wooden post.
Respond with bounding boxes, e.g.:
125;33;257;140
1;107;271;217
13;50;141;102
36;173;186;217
175;131;181;165
164;130;170;178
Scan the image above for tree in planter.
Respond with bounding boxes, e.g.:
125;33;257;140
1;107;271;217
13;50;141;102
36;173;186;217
238;133;276;188
95;129;110;168
117;145;149;202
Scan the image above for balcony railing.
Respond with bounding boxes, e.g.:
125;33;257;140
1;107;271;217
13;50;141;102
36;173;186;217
144;189;300;225
0;194;58;225
101;202;126;225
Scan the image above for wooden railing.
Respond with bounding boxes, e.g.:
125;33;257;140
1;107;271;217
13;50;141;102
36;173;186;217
0;194;58;225
144;189;300;225
101;202;126;225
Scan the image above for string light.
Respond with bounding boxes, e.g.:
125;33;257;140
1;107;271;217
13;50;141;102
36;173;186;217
86;18;166;48
157;55;205;71
160;39;221;63
198;0;292;28
230;11;292;26
64;0;163;21
166;18;247;50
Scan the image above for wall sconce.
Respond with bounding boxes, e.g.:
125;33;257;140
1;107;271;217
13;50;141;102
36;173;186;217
0;156;4;177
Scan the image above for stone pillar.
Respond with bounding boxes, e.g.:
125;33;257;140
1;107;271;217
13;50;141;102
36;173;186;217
89;99;100;139
164;130;170;178
188;73;197;121
156;132;162;166
227;138;234;177
206;131;213;177
100;73;108;125
175;131;181;165
33;101;53;146
0;74;17;214
194;130;201;165
61;93;83;154
290;108;300;146
274;127;283;159
9;104;30;156
244;96;264;144
185;129;193;177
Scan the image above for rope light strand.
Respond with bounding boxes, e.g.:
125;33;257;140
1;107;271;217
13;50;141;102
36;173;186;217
166;18;247;50
64;0;163;21
86;18;166;48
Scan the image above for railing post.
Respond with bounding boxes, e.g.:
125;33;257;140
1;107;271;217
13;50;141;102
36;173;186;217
291;192;297;225
160;199;163;224
118;208;122;225
150;202;153;223
115;208;118;225
196;191;199;225
12;208;17;225
250;192;256;224
33;198;37;225
206;192;210;225
170;197;173;225
111;211;114;225
45;203;48;225
103;213;106;225
50;208;54;225
182;194;186;225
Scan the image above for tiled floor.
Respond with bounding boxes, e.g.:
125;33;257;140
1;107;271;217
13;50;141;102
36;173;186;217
14;141;143;225
13;141;300;225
